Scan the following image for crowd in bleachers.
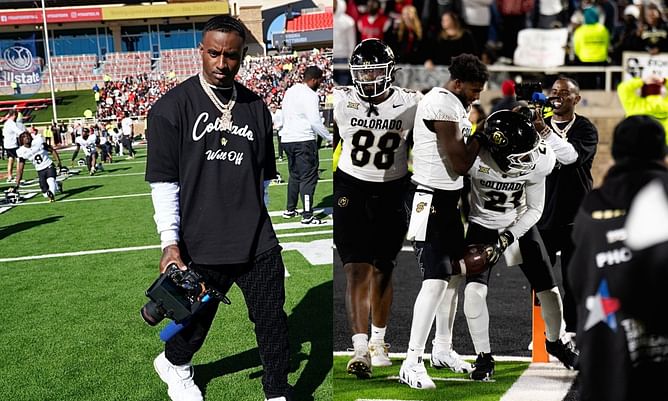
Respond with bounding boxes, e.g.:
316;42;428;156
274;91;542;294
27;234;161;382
95;49;334;121
335;0;668;68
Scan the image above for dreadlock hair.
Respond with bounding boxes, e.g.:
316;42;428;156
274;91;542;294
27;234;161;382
449;54;489;85
202;15;247;42
18;131;31;145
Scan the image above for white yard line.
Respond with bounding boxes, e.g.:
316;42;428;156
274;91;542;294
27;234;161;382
0;231;332;263
69;172;146;180
13;192;151;205
499;362;577;401
333;351;531;362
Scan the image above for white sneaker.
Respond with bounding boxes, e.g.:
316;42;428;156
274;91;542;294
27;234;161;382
431;347;472;373
368;340;392;367
346;348;372;378
153;352;203;401
399;360;436;389
265;397;287;401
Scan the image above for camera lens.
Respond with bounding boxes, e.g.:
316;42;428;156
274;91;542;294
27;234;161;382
140;301;165;326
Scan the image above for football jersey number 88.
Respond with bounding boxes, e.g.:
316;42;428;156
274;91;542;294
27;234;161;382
350;130;401;170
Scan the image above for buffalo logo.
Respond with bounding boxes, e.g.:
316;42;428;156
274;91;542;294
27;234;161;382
490;130;508;147
347;101;359;110
337;196;349;207
3;46;33;72
478;166;490;174
415;201;427;213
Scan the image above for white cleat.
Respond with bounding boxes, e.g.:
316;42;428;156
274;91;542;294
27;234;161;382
369;340;392;367
153;352;203;401
346;348;372;379
431;348;472;373
399;360;436;389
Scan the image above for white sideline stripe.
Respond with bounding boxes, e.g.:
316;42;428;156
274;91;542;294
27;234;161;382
333;351;531;362
0;231;332;263
0;206;11;214
274;219;332;230
272;178;332;187
357;399;424;401
14;192;151;205
499;362;577;401
388;375;486;383
69;172;145;180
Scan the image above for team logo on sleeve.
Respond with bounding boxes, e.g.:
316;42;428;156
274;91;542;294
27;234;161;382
416;201;427;213
491;130;508;147
478;166;490;174
337;196;349;207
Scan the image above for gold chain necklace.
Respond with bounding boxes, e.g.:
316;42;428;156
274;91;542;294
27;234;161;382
550;115;576;138
199;73;237;131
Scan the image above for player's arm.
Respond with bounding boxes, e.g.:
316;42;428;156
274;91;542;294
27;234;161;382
432;120;481;175
71;143;81;162
14;158;26;188
332;121;340;150
507;179;546;241
45;143;62;168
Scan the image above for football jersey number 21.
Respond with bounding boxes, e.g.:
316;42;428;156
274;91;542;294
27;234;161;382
350;130;401;170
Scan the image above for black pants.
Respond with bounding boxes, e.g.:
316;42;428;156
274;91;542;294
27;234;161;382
283;140;319;219
540;225;576;332
122;136;135;157
165;246;292;399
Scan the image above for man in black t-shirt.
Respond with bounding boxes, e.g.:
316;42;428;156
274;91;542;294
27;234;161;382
531;76;599;340
569;115;668;401
145;16;292;401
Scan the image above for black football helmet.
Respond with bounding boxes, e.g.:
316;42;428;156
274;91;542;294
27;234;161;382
483;110;540;173
349;38;395;98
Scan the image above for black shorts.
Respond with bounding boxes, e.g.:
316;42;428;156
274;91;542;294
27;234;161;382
334;169;409;269
6;147;18;158
37;165;56;193
465;222;556;291
407;183;465;280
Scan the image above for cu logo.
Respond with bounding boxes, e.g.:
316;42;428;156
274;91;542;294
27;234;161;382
491;130;508;147
3;46;34;72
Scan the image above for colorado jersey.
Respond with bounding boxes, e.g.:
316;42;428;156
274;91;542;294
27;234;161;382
468;141;556;239
334;86;422;182
75;134;98;156
16;135;52;171
411;87;473;190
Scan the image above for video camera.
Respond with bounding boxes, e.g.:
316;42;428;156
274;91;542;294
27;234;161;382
140;263;229;327
515;82;555;121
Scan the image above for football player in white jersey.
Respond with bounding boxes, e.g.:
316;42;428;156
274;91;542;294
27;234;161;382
74;127;99;175
14;131;63;202
333;38;423;378
440;110;578;382
399;54;489;390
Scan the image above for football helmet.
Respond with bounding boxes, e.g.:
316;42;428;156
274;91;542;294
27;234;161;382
349;38;395;99
483;110;540;173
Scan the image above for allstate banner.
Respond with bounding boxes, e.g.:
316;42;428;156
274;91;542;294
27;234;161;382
1;33;43;95
513;28;569;68
622;51;668;80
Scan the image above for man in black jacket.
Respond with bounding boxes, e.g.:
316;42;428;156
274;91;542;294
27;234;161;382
568;115;668;401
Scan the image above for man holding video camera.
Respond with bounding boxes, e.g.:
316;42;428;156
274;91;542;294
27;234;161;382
145;15;292;401
525;77;599;342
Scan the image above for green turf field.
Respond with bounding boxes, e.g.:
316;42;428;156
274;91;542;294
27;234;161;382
0;90;97;123
333;356;530;401
0;144;333;401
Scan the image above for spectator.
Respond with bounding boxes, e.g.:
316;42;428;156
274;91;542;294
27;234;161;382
569;115;668;401
357;0;392;41
280;65;332;225
496;0;534;63
639;2;668;55
531;76;599;344
611;5;643;65
121;111;136;159
462;0;494;57
3;109;23;183
617;74;668;143
573;6;610;89
270;103;285;161
491;79;520;113
334;0;357;85
423;11;478;68
535;0;566;29
389;4;424;64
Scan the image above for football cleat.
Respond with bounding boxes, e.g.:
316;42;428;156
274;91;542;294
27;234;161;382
399;359;436;389
470;352;495;381
346;348;372;379
46;191;55;203
431;348;472;373
301;216;325;225
154;352;203;401
546;339;579;370
368;340;392;367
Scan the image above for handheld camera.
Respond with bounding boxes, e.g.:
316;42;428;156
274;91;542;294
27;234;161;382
515;82;555;121
140;263;228;326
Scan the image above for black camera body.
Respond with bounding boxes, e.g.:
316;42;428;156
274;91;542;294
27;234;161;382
515;82;555;121
140;263;227;326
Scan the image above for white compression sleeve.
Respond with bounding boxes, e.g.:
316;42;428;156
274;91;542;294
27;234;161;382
150;182;180;245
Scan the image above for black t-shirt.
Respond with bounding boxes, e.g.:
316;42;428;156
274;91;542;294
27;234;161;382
145;75;278;265
538;114;598;230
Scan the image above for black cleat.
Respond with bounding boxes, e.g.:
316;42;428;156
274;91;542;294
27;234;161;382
546;339;579;370
46;191;55;202
470;352;495;381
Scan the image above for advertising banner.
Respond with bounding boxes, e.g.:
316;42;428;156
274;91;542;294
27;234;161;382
101;1;229;21
0;7;102;25
0;33;43;95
